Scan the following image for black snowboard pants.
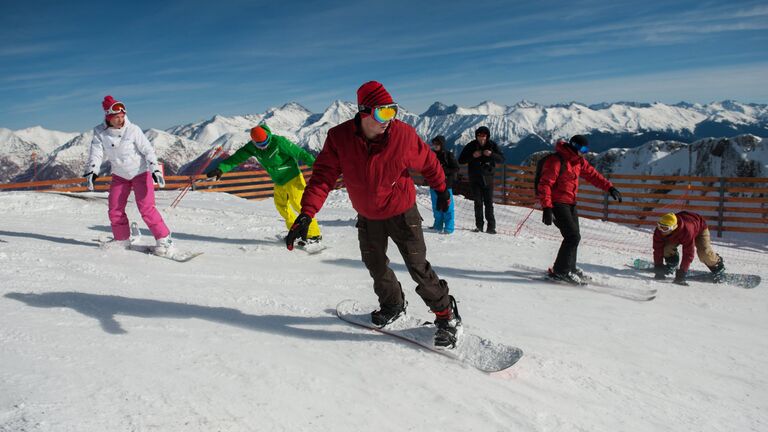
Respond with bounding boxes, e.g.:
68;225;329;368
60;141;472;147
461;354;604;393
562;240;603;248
356;205;450;312
470;181;495;231
552;203;580;274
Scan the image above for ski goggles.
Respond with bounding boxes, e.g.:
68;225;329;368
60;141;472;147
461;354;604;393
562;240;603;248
657;222;677;233
577;145;589;154
105;102;126;115
253;136;270;149
359;103;398;123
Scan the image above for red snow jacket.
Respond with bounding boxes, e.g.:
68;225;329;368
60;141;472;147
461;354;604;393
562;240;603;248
653;211;709;272
300;115;446;220
536;140;613;208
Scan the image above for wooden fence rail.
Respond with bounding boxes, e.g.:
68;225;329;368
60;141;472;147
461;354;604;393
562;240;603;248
2;164;767;236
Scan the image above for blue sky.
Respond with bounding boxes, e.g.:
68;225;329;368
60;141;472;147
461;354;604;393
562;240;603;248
1;0;767;131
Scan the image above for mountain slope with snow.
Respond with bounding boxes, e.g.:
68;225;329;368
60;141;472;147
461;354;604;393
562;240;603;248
0;189;766;431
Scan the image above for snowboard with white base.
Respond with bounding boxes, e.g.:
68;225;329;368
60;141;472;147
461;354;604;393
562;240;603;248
336;299;523;373
629;258;760;289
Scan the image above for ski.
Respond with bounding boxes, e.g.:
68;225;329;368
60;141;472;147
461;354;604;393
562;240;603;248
336;299;523;373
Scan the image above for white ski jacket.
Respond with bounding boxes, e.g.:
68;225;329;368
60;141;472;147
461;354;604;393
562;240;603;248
86;117;160;180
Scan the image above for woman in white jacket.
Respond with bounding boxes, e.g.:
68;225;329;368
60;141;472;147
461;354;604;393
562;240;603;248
84;95;174;256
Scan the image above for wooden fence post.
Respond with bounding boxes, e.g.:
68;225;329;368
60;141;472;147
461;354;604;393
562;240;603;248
717;177;726;238
502;164;508;205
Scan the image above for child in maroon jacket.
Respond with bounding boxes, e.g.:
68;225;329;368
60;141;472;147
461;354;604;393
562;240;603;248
653;211;725;285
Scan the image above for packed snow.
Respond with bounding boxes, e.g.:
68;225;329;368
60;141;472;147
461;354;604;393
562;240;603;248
1;189;766;431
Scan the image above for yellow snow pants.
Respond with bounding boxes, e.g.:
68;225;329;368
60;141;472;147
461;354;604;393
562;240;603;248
273;174;321;238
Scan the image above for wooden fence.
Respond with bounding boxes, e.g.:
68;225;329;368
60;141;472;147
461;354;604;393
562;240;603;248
2;165;766;236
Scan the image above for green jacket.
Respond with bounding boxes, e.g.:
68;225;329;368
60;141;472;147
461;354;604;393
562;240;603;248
216;124;315;186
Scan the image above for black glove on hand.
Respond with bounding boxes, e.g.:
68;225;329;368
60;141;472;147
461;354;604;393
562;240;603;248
436;188;451;212
673;269;688;286
286;213;312;250
206;168;223;181
542;207;554;226
609;187;623;202
653;265;667;280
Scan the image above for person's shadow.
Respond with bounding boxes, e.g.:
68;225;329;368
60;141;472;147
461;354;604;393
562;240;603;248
0;230;96;247
5;291;379;343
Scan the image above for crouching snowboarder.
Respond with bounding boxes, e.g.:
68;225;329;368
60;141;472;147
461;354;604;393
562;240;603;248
653;211;725;285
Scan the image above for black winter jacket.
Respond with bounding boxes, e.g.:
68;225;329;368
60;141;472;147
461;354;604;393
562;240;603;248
458;139;505;185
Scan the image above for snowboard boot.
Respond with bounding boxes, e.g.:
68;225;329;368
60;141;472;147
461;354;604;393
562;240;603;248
305;235;322;245
433;295;463;349
486;228;497;234
154;235;175;257
707;256;726;283
547;268;584;285
663;253;680;276
371;294;407;328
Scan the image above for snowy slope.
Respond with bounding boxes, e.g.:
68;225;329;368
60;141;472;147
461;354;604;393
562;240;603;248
1;189;766;431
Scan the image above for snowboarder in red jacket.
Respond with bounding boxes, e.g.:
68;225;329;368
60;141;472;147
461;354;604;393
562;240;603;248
537;135;622;284
285;81;461;349
653;211;725;285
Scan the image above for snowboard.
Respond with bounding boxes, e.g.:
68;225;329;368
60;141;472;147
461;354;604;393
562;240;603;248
336;299;523;373
629;258;761;289
508;263;657;302
95;225;203;263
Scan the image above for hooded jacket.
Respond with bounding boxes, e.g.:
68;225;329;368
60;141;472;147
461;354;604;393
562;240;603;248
536;140;613;208
653;211;709;272
300;115;446;220
216;124;315;186
458;127;505;185
86;117;160;180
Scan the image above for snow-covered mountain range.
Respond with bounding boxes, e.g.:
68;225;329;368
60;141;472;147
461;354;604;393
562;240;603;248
2;100;767;183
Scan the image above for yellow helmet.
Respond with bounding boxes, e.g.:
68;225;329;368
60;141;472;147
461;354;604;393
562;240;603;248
657;213;678;232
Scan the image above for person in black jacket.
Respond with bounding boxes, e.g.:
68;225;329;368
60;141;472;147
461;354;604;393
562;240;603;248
429;135;460;234
458;126;505;234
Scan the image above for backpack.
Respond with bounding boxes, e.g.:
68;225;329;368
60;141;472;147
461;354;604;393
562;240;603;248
533;152;566;196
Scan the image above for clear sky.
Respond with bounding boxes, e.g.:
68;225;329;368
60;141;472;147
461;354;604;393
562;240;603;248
1;0;767;131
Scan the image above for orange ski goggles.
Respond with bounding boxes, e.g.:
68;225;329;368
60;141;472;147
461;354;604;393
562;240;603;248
105;102;126;115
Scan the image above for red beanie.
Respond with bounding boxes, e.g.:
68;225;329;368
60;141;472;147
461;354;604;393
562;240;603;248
102;95;125;121
357;81;394;108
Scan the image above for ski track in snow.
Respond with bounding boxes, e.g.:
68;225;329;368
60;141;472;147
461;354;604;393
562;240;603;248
0;189;766;432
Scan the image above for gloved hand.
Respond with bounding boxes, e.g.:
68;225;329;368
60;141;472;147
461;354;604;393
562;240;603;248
542;207;553;226
83;171;98;191
206;168;223;181
286;213;312;251
653;265;667;280
152;170;166;188
609;187;622;202
436;188;451;212
673;269;688;286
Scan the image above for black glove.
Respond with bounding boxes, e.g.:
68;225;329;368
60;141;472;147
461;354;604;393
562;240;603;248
286;213;312;251
152;170;166;188
653;265;667;280
542;207;553;226
83;171;98;191
206;168;223;181
609;187;622;202
673;269;688;286
436;188;451;212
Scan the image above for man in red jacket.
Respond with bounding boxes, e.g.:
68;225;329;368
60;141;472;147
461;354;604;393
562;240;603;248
285;81;461;349
653;211;725;285
537;135;622;284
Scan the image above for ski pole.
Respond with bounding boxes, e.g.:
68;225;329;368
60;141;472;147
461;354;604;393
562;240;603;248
170;145;224;209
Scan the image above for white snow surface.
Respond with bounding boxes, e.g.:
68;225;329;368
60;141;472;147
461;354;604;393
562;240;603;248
1;189;767;432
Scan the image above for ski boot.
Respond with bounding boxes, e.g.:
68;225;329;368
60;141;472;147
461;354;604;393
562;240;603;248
433;295;462;349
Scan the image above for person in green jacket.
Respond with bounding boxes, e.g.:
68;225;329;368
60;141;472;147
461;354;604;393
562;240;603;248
206;124;322;243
